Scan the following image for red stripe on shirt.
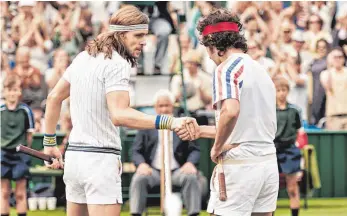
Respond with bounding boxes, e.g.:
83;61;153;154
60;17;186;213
233;65;244;99
217;60;228;101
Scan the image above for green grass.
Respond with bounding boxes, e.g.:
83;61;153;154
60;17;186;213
10;198;347;216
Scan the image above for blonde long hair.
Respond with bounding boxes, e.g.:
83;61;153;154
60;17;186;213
85;5;149;67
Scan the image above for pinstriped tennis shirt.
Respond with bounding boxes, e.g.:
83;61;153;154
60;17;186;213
213;53;277;157
63;51;131;152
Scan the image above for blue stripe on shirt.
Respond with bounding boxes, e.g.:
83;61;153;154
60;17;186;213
18;104;35;129
225;57;242;98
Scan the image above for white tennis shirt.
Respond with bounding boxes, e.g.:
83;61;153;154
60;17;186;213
63;50;131;150
213;53;277;158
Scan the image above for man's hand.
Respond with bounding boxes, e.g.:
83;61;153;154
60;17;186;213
210;144;223;164
173;117;200;141
43;146;64;169
180;162;197;174
136;163;152;176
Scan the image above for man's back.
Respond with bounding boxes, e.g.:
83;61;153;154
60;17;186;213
63;51;131;149
214;53;277;158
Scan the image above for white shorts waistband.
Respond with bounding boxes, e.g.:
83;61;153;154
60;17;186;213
222;154;276;165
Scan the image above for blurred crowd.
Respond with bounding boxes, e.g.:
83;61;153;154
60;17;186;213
1;1;347;132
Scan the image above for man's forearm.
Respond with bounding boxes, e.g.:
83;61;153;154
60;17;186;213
214;110;238;150
199;125;216;139
44;97;63;134
113;107;159;129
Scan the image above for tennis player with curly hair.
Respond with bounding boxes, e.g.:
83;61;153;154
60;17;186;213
177;8;279;216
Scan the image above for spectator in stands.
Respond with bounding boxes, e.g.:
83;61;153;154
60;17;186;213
128;1;176;75
320;48;347;130
12;47;48;109
1;52;11;96
307;39;329;125
285;54;309;122
1;74;35;216
130;89;205;216
291;30;314;75
11;1;49;47
304;14;333;53
170;50;212;114
247;40;275;73
45;49;70;91
332;6;347;56
241;6;270;45
1;7;16;57
169;33;192;74
273;77;302;216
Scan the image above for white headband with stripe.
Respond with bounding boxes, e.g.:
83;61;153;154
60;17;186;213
109;24;148;32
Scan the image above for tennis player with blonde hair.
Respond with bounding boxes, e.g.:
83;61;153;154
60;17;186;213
42;6;198;216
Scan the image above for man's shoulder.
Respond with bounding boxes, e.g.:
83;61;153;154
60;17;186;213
0;104;7;112
287;103;302;114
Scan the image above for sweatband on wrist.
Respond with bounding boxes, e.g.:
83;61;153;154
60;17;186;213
43;133;57;146
155;115;173;130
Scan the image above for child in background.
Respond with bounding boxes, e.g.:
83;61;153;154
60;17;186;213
273;77;302;216
1;74;35;216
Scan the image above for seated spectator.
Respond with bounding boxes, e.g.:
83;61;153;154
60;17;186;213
45;49;70;91
170;50;212;113
320;48;347;130
307;39;329;125
12;46;48;108
130;89;206;216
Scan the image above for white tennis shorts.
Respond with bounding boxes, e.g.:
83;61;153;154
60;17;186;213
63;150;123;204
207;154;279;216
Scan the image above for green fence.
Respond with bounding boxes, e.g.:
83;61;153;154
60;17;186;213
30;131;347;198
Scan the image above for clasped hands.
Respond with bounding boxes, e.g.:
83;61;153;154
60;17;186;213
171;117;200;141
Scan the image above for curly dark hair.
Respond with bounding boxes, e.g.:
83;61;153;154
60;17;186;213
197;8;248;53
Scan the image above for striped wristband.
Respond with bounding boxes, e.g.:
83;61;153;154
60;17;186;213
155;115;173;130
43;134;57;146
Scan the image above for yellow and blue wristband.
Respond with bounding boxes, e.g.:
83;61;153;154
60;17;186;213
155;115;173;130
43;133;57;146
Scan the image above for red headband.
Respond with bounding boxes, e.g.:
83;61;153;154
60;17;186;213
202;22;239;36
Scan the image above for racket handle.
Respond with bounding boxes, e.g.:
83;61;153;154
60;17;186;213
218;172;227;201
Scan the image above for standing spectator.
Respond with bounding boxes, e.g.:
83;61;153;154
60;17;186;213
320;48;347;130
291;30;314;75
332;6;347;56
286;55;309;122
12;47;48;109
309;1;336;33
1;74;35;216
241;6;270;46
304;14;333;53
11;1;49;46
170;50;212;113
307;39;329;125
